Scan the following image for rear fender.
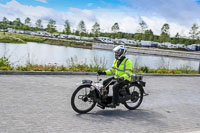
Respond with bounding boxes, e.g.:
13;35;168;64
139;81;146;87
130;82;149;96
130;82;144;94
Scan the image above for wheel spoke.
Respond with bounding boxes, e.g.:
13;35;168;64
124;84;143;110
71;86;96;113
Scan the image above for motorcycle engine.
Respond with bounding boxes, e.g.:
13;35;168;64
119;85;129;96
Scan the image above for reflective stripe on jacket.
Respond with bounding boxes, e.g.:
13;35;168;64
105;57;133;81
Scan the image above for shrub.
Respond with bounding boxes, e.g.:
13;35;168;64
0;66;10;70
0;57;11;67
140;66;149;73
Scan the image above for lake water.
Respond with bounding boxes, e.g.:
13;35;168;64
0;42;199;70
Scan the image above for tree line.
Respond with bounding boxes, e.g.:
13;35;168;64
0;17;200;45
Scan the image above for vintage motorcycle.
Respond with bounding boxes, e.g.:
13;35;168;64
71;74;147;114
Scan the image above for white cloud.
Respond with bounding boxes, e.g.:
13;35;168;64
0;0;197;36
125;0;200;26
88;3;93;7
35;0;47;3
0;0;52;20
141;16;190;36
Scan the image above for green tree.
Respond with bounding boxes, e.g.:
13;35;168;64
189;24;199;39
77;20;86;36
25;17;31;27
111;22;120;33
124;33;133;39
175;32;180;38
159;23;170;42
172;32;180;44
137;20;148;33
134;33;143;41
91;22;100;37
46;19;57;33
142;30;154;41
153;35;159;42
179;38;185;44
35;19;43;29
22;17;31;31
161;23;170;34
75;30;80;36
1;17;9;34
13;18;23;30
115;32;122;38
2;17;9;25
14;18;21;23
22;25;29;31
64;20;71;34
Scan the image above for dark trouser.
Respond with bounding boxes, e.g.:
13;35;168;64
112;80;129;104
103;77;129;104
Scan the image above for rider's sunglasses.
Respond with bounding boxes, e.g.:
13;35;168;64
115;52;121;55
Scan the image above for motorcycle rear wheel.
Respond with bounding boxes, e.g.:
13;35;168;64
71;85;96;114
124;83;143;110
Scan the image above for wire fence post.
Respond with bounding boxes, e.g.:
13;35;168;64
199;61;200;74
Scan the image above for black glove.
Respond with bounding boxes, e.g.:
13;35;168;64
97;70;106;75
117;77;124;82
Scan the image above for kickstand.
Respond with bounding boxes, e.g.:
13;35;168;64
143;90;149;96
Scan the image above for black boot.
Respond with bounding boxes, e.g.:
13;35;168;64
107;102;119;108
107;102;116;108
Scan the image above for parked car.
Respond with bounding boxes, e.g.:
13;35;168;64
151;42;159;48
0;29;8;32
118;38;136;45
7;28;16;33
140;41;152;47
187;44;197;51
58;34;68;39
80;37;94;41
95;37;114;44
176;44;186;49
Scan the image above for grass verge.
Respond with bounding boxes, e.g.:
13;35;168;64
0;64;198;74
0;32;92;48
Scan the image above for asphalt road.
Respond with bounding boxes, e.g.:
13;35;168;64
0;75;200;133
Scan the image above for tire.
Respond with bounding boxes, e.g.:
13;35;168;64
71;85;96;114
124;83;143;110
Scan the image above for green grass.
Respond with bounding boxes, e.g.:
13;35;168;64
0;64;198;74
0;32;92;48
0;32;46;43
11;33;47;43
13;64;104;72
133;65;198;74
44;38;92;48
0;33;25;43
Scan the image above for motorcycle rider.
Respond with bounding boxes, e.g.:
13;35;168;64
97;45;133;107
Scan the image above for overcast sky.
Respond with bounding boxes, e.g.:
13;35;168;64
0;0;200;36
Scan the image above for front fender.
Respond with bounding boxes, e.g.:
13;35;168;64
78;84;101;99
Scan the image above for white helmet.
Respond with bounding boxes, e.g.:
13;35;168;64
113;45;127;59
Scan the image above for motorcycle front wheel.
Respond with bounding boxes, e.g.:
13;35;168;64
71;85;96;114
124;83;143;110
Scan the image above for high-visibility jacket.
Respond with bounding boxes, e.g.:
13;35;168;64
105;57;133;81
